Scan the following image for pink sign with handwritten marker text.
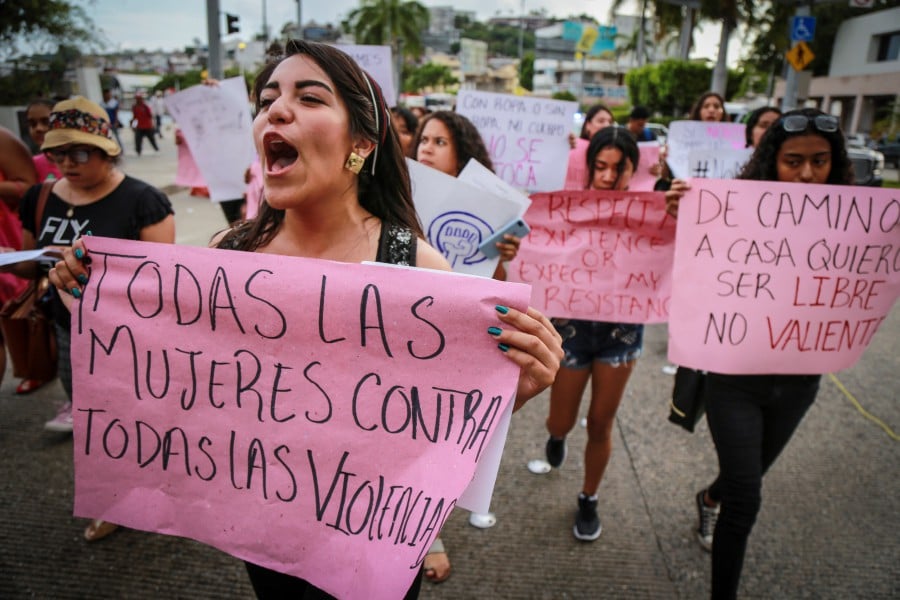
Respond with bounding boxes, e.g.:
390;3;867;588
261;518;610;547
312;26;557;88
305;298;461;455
668;179;900;374
70;238;529;600
509;190;676;323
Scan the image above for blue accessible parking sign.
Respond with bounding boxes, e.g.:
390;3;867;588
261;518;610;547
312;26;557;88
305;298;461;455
791;16;816;43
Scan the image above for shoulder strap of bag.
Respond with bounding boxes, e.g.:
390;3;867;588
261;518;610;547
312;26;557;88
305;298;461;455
35;180;53;234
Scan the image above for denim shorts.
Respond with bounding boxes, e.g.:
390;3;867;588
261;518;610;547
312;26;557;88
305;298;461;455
553;319;643;368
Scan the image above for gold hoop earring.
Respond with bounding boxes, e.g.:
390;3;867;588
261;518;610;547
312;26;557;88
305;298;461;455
344;152;365;174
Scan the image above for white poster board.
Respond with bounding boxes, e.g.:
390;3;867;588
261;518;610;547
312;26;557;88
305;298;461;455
666;120;747;179
163;77;255;202
456;90;577;192
336;44;397;106
408;159;524;278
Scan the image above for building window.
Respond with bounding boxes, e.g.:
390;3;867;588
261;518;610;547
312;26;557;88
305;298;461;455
875;31;900;62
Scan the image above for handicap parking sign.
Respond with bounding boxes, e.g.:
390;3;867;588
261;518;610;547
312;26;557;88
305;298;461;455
790;16;816;42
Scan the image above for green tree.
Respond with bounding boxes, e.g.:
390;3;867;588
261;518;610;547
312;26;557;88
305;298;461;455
343;0;430;59
403;63;458;93
457;20;534;58
745;0;892;79
519;52;534;91
1;0;98;59
0;43;82;103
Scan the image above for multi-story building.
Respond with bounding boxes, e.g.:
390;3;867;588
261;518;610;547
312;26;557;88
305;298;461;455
774;5;899;135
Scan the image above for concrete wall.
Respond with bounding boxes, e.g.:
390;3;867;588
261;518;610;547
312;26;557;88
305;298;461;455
829;6;900;77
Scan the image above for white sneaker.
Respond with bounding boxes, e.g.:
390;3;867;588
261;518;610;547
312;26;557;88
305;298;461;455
44;402;73;433
468;512;496;528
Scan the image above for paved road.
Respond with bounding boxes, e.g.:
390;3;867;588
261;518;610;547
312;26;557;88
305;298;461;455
1;132;897;598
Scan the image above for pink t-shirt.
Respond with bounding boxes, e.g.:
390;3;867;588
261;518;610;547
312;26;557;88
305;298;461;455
32;154;62;182
564;138;590;190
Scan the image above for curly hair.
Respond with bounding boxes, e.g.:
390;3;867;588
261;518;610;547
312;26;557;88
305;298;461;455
222;39;422;251
586;126;640;190
412;110;493;174
689;91;727;122
738;107;853;185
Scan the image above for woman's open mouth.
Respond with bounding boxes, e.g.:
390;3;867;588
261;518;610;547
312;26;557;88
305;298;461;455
263;132;299;175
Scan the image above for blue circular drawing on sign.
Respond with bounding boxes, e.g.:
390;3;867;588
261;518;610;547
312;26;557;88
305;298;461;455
428;211;493;268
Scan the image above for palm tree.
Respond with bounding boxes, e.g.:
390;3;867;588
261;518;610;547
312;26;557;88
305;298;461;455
699;0;757;96
344;0;430;103
609;0;684;65
344;0;430;59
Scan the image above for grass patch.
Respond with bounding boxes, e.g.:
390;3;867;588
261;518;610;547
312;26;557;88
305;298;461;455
882;178;899;189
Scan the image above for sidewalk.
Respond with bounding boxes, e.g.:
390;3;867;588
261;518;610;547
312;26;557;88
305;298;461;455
1;135;897;598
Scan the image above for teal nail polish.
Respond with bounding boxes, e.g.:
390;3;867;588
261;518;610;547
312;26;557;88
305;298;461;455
77;274;89;285
487;327;502;336
71;288;82;298
498;343;510;352
495;305;509;314
85;230;93;236
74;248;84;259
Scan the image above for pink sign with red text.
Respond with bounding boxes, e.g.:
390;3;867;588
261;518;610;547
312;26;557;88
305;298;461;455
509;190;676;323
668;179;900;374
70;238;529;600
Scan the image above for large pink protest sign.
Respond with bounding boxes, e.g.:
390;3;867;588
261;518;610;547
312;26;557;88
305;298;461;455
70;238;529;599
668;179;900;374
508;190;675;323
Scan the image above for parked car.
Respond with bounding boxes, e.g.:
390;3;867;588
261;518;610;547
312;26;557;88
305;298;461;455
846;141;884;187
646;123;668;144
876;139;900;168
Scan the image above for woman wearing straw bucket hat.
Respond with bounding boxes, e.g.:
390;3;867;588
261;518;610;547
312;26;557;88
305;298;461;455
10;95;176;541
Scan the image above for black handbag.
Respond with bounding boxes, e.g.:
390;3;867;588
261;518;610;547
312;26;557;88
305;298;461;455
668;366;707;433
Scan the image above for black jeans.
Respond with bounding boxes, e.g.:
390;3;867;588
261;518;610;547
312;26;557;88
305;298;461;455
134;128;158;155
704;373;820;600
245;561;423;599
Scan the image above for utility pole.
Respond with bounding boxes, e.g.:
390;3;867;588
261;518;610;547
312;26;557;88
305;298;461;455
296;0;303;39
206;0;223;79
262;0;269;45
518;0;525;63
781;2;811;111
636;0;647;66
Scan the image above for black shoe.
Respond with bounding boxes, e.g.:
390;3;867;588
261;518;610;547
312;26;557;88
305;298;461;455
545;436;567;468
573;493;601;541
695;489;719;552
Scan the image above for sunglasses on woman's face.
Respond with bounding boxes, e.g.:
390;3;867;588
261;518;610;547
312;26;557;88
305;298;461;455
44;146;99;164
780;114;839;134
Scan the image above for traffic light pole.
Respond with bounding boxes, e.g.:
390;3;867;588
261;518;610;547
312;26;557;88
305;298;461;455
206;0;223;80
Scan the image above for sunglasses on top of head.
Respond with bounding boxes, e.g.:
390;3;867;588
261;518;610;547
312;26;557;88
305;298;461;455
44;146;101;164
779;114;839;134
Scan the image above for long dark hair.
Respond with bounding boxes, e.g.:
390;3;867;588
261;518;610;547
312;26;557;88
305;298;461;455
586;126;640;190
689;91;727;122
580;103;614;140
221;39;422;251
744;106;781;147
413;110;494;174
739;107;853;185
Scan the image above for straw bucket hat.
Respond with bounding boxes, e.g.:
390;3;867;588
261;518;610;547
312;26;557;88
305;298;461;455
41;96;121;157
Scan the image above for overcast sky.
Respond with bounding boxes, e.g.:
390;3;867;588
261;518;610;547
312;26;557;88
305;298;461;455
87;0;733;62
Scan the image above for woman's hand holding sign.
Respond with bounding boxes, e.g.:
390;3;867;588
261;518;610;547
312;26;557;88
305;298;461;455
491;304;563;411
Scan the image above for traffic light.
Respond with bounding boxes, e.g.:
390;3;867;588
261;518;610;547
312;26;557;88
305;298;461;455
226;13;240;34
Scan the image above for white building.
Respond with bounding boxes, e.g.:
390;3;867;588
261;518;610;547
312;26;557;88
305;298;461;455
774;6;900;135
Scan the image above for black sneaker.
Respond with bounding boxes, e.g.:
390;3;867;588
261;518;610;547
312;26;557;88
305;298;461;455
573;493;601;541
545;436;567;468
695;489;720;552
